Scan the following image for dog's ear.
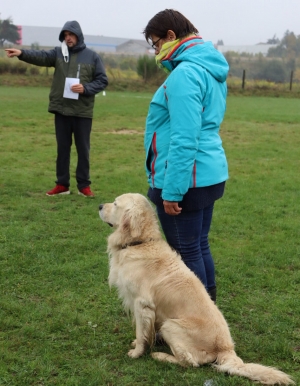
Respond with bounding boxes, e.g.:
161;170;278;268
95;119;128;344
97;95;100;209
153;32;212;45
121;208;142;239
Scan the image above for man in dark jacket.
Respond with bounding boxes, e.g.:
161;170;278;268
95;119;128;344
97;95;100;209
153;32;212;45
5;21;108;197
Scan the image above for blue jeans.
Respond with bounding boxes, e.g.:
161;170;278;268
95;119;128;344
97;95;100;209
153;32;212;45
156;204;215;291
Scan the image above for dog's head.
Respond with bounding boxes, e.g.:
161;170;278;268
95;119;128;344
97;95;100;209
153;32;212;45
99;193;160;244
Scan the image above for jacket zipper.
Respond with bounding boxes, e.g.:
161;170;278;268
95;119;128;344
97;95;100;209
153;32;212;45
151;132;157;187
193;162;196;187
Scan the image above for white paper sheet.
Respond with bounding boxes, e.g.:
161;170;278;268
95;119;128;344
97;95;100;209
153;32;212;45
63;77;80;99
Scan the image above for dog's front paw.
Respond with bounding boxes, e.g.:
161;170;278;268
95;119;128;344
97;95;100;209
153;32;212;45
131;339;137;348
128;347;144;358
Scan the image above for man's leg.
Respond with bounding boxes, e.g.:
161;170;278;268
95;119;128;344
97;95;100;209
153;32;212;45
73;117;92;190
54;113;72;187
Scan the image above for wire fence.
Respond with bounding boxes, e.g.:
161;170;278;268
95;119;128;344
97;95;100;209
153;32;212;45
239;69;296;90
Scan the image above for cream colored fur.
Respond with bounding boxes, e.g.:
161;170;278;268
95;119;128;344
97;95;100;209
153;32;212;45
99;193;294;385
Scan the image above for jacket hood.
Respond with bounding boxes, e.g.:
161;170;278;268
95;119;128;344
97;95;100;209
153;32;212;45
161;36;229;83
59;20;84;46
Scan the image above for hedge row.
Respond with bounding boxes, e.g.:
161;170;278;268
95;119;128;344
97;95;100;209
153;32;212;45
0;59;49;75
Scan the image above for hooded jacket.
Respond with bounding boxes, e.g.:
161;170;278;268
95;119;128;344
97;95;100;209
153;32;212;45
18;21;108;118
144;36;229;202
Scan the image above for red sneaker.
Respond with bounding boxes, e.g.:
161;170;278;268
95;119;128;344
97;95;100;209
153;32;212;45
78;186;95;197
46;185;70;196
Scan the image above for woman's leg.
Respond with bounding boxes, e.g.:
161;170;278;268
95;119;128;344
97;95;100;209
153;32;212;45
156;206;208;289
200;204;216;292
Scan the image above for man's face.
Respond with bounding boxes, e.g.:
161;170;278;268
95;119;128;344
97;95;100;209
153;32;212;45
64;31;78;47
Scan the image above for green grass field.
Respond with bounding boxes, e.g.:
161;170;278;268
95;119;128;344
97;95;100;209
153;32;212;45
0;87;299;386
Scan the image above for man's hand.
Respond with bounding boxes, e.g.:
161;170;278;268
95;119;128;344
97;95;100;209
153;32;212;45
71;84;85;94
163;200;182;215
5;48;22;58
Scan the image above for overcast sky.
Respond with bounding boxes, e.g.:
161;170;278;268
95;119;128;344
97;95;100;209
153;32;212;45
1;0;299;46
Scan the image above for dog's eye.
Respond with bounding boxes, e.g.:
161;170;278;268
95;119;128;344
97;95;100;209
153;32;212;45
114;201;117;206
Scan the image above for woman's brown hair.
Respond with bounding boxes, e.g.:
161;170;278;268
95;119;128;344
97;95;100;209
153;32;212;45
143;9;199;43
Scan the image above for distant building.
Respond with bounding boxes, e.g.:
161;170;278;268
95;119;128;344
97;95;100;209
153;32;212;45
13;26;277;57
16;25;153;55
216;44;277;56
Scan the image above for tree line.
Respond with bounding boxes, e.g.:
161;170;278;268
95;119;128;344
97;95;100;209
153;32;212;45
1;17;299;83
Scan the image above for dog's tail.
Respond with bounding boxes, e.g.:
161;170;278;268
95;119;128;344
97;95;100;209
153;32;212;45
214;350;294;385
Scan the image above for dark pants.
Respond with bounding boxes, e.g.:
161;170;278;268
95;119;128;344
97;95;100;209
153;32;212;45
54;113;92;190
156;203;215;291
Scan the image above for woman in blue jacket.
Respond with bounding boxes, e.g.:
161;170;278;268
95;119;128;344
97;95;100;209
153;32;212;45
143;9;229;302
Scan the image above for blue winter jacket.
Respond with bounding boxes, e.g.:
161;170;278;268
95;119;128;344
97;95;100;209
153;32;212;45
144;36;229;202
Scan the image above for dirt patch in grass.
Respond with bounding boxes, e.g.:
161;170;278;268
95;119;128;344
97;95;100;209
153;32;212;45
106;129;143;135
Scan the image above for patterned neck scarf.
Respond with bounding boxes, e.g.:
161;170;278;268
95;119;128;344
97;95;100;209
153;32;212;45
155;39;181;67
155;34;198;73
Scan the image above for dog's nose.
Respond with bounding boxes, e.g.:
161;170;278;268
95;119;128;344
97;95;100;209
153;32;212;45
99;204;104;210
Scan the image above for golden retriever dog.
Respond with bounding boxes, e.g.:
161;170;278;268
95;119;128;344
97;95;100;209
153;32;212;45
99;193;294;385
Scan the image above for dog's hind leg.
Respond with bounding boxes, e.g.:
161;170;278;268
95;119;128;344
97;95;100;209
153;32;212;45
152;350;215;368
128;297;155;358
157;319;216;367
151;352;180;364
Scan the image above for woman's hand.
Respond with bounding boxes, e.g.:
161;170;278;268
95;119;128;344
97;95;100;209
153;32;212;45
163;200;182;215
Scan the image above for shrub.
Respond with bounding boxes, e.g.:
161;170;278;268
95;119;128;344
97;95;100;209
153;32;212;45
137;55;166;83
255;60;287;83
101;53;119;69
0;58;10;74
29;66;40;75
31;42;40;50
119;57;137;71
10;61;27;74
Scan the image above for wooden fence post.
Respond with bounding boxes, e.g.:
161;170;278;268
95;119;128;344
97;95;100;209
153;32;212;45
242;70;246;89
289;70;294;91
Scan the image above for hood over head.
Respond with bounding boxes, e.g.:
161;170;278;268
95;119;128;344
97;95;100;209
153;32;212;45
161;37;229;83
59;20;84;46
